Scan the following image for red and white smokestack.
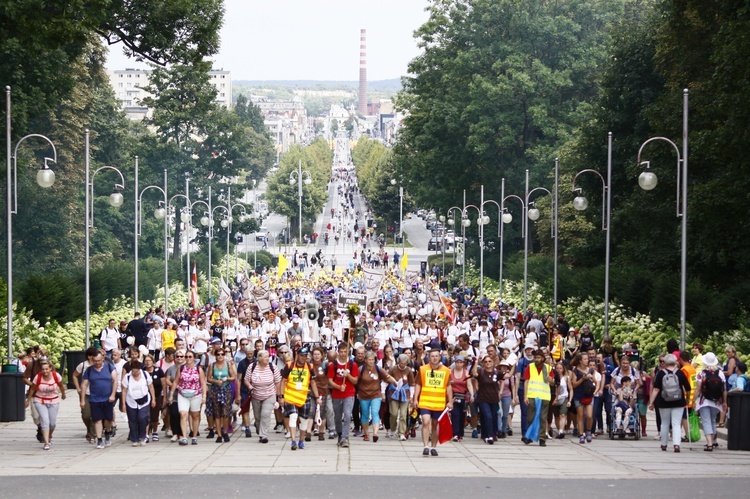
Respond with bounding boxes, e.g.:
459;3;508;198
358;28;367;115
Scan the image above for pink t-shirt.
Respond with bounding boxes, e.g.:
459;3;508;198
178;366;202;394
34;372;62;404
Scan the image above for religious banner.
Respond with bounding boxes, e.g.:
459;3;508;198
363;268;385;305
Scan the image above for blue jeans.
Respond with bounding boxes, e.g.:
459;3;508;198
359;397;382;426
593;395;604;432
451;398;467;438
478;401;499;439
698;406;720;436
126;404;150;443
517;387;528;434
332;396;355;440
498;395;512;433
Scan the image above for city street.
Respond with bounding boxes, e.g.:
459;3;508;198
1;396;746;491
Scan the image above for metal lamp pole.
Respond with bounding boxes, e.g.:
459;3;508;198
636;90;689;349
573;134;613;338
289;159;312;243
84;130;126;347
136;169;168;312
5;86;57;361
524;169;555;313
499;179;525;304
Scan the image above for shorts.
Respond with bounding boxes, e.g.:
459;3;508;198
637;399;648;416
283;396;314;420
90;401;114;422
418;408;443;420
552;401;568;415
573;398;592;409
178;392;203;412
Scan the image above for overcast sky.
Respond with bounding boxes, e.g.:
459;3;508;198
105;0;431;81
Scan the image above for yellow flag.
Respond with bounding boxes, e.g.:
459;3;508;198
400;252;408;274
277;253;289;279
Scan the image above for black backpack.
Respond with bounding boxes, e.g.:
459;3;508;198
579;369;595;397
701;369;724;401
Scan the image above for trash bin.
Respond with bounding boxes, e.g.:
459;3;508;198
0;370;26;422
727;392;750;451
61;350;87;389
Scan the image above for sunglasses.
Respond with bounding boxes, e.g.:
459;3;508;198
186;355;195;359
175;355;185;359
216;353;225;357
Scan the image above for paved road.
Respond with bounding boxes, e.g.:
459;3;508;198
1;396;746;484
0;475;745;498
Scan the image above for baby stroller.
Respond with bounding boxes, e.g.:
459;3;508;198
608;398;640;440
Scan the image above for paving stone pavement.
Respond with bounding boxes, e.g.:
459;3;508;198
1;396;747;478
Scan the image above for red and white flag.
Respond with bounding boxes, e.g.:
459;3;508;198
190;262;199;308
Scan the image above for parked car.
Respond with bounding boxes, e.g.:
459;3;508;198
427;237;443;251
254;226;268;241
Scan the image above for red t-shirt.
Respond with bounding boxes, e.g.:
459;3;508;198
327;359;360;399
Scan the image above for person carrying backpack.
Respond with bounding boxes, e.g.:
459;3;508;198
648;353;691;453
693;352;727;451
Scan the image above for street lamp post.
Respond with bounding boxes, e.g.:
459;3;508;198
391;179;405;256
289;159;312;243
499;178;525;304
446;206;462;288
168;188;193;310
524;168;558;314
5;86;57;362
252;179;257;269
136;168;168;313
572;134;613;338
189;189;212;301
225;185;248;279
84;130;125;348
636;90;689;349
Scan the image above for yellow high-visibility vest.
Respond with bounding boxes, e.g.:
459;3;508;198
284;363;312;407
527;364;551;401
418;364;451;411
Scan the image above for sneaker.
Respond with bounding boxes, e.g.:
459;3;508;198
579;435;586;444
540;440;547;447
353;430;363;437
259;437;268;444
245;427;252;438
556;433;565;439
110;427;117;438
521;437;531;445
423;447;430;457
216;436;223;443
485;438;494;445
471;429;479;439
452;436;459;442
170;435;179;443
328;431;336;439
340;438;349;448
430;448;438;456
36;427;43;443
179;438;188;446
298;440;305;450
105;436;112;447
305;434;311;442
132;441;140;447
223;434;230;443
152;433;159;442
586;433;592;443
166;430;173;437
313;429;319;436
572;429;580;438
274;423;283;433
284;431;291;439
191;438;197;445
506;429;513;436
43;443;50;451
141;438;148;446
410;428;416;438
497;432;506;439
144;436;149;443
161;424;167;432
399;434;407;441
291;442;298;451
96;439;104;449
318;433;325;441
207;430;215;439
654;433;661;440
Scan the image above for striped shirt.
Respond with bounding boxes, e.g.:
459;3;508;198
246;363;281;401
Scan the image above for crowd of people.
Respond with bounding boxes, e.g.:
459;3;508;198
14;170;749;455
16;290;748;455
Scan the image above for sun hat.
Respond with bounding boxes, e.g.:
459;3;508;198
702;352;719;368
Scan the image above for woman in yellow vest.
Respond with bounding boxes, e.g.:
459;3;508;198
413;350;453;457
279;347;320;451
522;349;554;446
550;326;563;362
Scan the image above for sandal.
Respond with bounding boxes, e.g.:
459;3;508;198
363;434;370;441
674;445;680;453
661;445;667;451
717;423;725;428
704;445;713;452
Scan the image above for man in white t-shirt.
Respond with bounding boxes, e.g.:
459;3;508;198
100;319;120;358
